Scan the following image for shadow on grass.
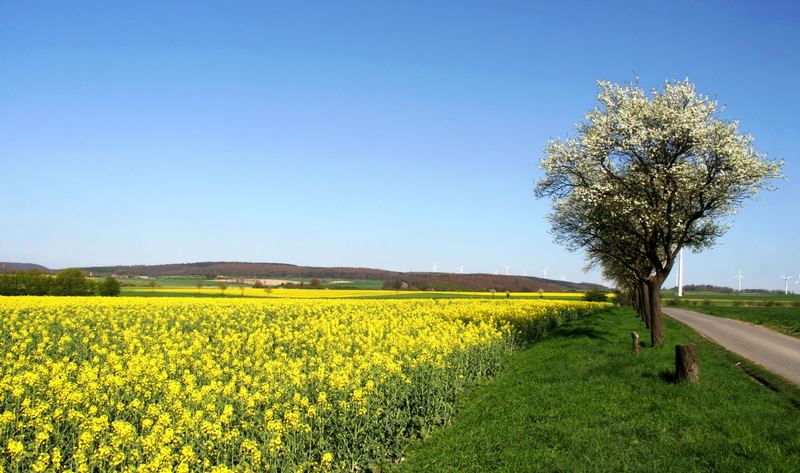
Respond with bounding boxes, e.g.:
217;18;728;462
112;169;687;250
552;326;609;341
641;369;678;384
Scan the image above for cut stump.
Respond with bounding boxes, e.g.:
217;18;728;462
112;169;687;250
676;343;699;383
631;331;640;356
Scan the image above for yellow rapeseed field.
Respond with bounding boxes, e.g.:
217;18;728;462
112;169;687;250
0;297;608;472
123;287;592;299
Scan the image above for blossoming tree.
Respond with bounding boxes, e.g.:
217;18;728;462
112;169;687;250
535;79;783;346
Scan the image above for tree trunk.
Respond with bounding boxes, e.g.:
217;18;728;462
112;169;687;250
675;344;699;383
631;331;640;356
647;277;665;346
641;281;651;330
630;284;640;317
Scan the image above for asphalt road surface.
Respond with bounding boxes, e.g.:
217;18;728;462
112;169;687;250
663;307;800;386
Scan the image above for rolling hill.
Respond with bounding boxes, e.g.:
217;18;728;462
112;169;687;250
80;261;605;292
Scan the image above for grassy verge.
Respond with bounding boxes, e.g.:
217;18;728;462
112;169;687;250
662;292;800;302
393;308;800;472
670;305;800;338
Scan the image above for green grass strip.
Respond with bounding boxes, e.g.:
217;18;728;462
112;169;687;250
393;308;800;472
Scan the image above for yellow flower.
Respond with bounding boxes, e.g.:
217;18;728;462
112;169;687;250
51;447;63;468
6;439;24;459
180;445;195;462
31;453;49;472
0;411;14;425
0;294;605;471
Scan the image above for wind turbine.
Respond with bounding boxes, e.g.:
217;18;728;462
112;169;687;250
561;275;566;281
781;275;793;295
677;248;685;297
504;265;511;276
734;270;744;293
522;269;527;276
542;268;549;278
432;262;438;273
458;265;464;274
494;268;499;275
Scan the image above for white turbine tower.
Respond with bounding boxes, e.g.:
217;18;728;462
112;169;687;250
561;274;566;281
678;248;685;297
674;268;679;291
504;265;511;276
458;265;464;274
494;268;499;275
734;270;744;292
432;262;438;273
781;275;793;295
522;269;527;276
542;268;549;278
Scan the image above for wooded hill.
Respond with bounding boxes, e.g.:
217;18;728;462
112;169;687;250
0;262;51;273
80;262;604;292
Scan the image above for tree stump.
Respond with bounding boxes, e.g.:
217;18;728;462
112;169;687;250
675;344;699;383
630;331;640;356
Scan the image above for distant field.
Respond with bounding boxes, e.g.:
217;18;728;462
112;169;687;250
121;286;594;300
662;291;800;303
672;305;800;338
114;277;224;287
659;291;800;338
114;277;385;290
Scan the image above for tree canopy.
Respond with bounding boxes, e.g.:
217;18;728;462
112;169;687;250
50;269;94;296
535;79;783;345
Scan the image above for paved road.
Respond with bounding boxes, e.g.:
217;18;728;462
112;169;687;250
663;307;800;386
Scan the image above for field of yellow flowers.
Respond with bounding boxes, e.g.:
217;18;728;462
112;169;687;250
0;297;607;472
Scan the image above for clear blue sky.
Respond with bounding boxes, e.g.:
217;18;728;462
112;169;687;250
1;1;798;290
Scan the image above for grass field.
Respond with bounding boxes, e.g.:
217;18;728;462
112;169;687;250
660;291;800;338
394;307;800;472
674;305;800;338
662;291;800;303
113;277;385;289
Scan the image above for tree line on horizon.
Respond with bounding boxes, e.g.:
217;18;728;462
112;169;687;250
0;269;120;296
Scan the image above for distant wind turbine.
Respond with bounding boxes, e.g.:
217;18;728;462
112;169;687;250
494;268;499;275
504;265;511;276
458;265;464;274
734;270;744;292
432;262;438;272
677;248;685;297
542;268;549;278
561;275;566;281
781;275;793;295
522;269;527;276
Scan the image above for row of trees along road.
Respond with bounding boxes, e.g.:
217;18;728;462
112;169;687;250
0;269;120;296
535;79;783;346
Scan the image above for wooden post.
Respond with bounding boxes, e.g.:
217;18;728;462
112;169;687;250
630;331;640;356
675;344;699;383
